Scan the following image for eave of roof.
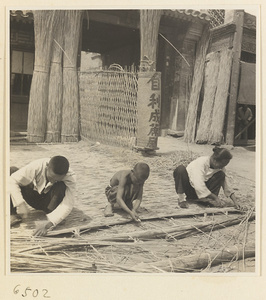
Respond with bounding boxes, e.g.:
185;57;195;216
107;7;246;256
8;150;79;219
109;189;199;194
10;9;211;25
10;10;33;23
164;9;211;23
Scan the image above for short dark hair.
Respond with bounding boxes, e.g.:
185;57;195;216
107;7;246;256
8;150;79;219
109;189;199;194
49;156;69;175
212;147;232;161
133;162;150;180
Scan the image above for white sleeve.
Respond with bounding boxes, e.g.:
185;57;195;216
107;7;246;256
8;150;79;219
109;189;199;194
46;173;77;226
189;166;212;199
10;162;38;207
222;169;232;197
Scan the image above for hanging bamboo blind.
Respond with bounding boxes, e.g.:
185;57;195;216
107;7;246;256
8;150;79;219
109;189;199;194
79;70;138;147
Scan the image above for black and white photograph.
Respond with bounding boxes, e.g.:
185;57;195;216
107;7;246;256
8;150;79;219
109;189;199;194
1;3;264;299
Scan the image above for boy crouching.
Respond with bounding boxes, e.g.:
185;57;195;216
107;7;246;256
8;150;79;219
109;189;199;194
104;162;150;222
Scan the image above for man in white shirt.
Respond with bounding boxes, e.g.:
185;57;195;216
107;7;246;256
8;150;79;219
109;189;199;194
10;156;76;236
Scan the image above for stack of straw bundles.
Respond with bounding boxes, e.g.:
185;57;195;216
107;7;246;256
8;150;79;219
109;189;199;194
27;11;56;142
46;10;65;142
61;10;83;142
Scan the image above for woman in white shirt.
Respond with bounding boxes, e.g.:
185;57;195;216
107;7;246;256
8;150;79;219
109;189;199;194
173;147;240;209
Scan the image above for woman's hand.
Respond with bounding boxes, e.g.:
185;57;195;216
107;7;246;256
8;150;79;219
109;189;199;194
230;193;246;210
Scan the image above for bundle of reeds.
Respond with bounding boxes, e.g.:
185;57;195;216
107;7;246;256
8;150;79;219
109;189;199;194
133;243;255;273
46;10;65;142
184;25;210;143
27;10;56;142
61;10;83;142
208;48;233;144
196;51;221;143
140;10;161;71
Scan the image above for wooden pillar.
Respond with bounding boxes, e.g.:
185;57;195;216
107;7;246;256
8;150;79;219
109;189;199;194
225;10;244;145
139;10;161;71
136;10;161;151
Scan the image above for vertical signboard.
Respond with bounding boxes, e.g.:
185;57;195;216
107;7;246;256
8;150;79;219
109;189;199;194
136;72;161;150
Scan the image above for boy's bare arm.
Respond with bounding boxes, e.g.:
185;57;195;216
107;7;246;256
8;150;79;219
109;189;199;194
132;185;144;212
115;176;139;222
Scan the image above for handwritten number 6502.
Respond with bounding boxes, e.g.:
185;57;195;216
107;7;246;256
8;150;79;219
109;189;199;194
13;285;51;298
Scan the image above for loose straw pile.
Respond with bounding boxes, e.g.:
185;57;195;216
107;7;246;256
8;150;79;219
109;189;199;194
10;209;255;273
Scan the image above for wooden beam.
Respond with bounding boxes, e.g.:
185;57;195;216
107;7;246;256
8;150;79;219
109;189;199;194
89;213;255;242
88;11;139;29
46;207;240;236
135;243;255;272
225;10;245;145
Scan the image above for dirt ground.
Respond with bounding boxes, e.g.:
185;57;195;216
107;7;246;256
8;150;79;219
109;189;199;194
9;136;256;273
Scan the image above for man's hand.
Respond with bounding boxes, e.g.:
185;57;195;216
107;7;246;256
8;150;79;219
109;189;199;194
33;221;54;237
17;202;28;218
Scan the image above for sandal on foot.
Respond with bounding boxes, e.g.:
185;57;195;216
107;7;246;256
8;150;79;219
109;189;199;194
104;205;114;217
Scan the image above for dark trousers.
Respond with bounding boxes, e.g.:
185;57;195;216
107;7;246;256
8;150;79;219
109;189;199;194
10;166;66;215
173;165;225;199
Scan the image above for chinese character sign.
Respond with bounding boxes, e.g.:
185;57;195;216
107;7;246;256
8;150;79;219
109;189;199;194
136;72;161;150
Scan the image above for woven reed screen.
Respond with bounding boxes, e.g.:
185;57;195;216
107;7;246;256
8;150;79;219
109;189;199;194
208;10;225;28
79;70;138;147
